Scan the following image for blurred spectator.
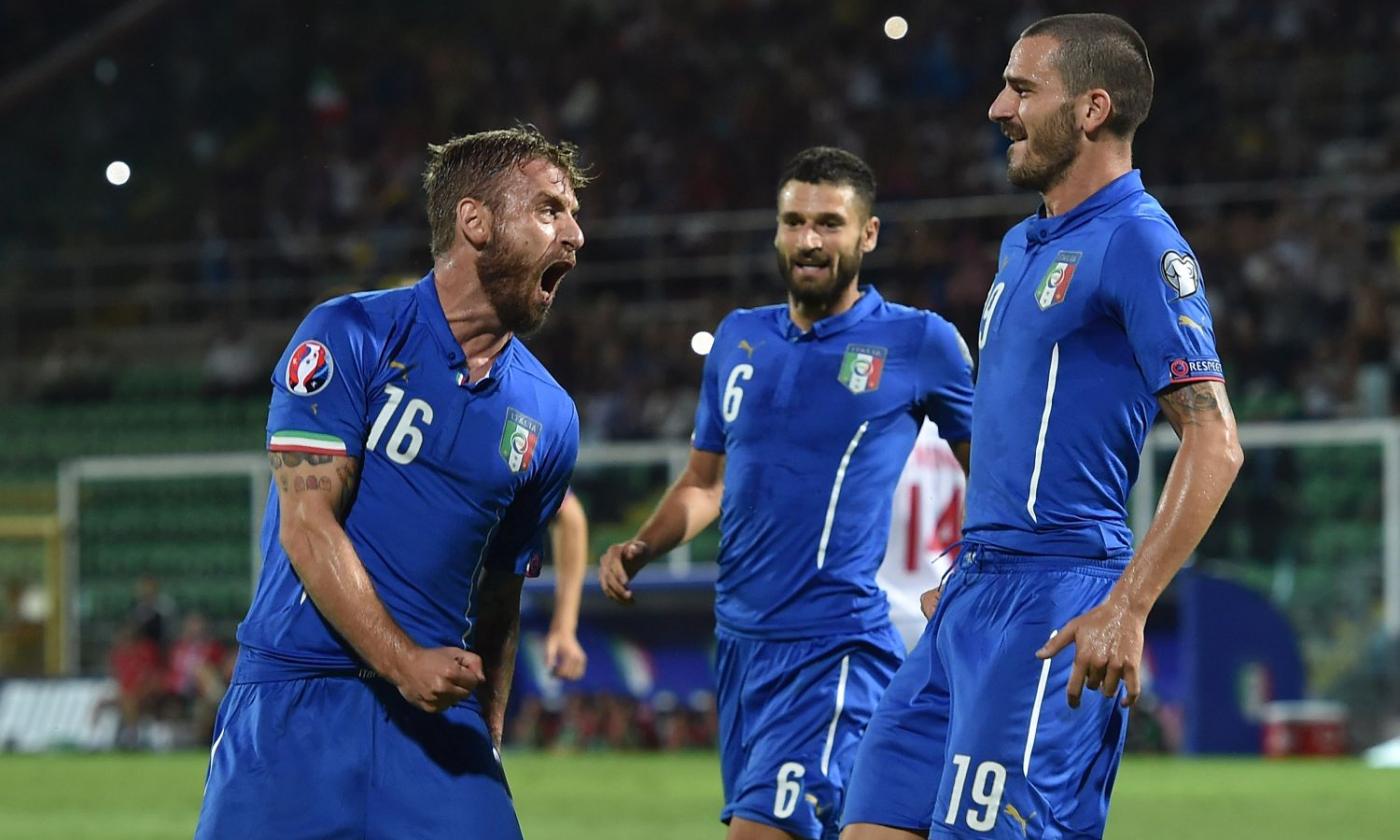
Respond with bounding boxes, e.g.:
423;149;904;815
106;621;164;749
0;578;45;676
200;319;264;398
129;576;174;649
164;613;231;744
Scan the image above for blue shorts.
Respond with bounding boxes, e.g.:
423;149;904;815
844;546;1130;839
716;626;903;840
195;672;520;840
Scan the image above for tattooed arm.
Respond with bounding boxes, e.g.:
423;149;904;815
472;566;524;748
1037;380;1243;707
271;451;483;712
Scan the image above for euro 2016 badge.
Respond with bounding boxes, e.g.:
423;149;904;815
1034;251;1081;310
499;408;542;473
285;340;334;396
839;344;887;394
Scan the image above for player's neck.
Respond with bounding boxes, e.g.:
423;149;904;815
1040;147;1133;218
788;282;862;333
431;265;512;383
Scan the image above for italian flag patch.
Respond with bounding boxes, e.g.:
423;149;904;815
269;430;348;456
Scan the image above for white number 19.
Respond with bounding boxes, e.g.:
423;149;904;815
945;754;1006;832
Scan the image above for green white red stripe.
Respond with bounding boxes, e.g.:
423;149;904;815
269;430;348;455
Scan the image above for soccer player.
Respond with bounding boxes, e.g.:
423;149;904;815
545;490;589;680
600;147;974;840
876;420;966;652
841;14;1243;840
195;126;586;839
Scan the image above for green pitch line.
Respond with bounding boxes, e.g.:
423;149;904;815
0;752;1394;839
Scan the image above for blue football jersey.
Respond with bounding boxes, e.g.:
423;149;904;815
237;273;579;676
964;170;1223;560
693;288;974;640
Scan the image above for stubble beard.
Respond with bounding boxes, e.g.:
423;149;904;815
1006;101;1080;194
478;222;550;337
778;246;862;314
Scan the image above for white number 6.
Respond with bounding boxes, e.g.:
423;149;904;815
722;364;754;423
773;761;805;819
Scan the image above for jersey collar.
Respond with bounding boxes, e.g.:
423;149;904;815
777;285;884;340
1024;169;1144;245
416;271;514;391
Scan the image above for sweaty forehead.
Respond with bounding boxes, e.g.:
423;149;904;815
778;181;862;217
1006;35;1064;90
513;158;578;209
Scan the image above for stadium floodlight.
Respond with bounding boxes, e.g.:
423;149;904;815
690;330;714;356
104;160;130;186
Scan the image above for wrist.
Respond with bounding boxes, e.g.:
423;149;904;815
1107;585;1153;620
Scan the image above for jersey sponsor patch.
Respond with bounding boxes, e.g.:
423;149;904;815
286;340;334;396
1160;250;1200;299
1034;251;1080;310
499;408;542;472
839;344;886;394
1169;357;1224;382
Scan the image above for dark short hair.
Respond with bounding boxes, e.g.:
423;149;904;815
776;147;877;216
422;126;591;258
1020;13;1154;138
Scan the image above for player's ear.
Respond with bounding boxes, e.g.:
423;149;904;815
457;196;492;250
1082;88;1113;136
861;214;880;254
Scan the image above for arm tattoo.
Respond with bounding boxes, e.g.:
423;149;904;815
1159;381;1230;430
269;451;333;468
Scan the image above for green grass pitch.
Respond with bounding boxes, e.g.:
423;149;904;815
0;751;1395;838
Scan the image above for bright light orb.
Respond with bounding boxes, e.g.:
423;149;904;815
105;161;131;186
690;330;715;356
884;16;909;40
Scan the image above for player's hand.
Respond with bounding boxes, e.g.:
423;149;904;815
919;587;942;620
599;539;651;605
392;647;485;713
1036;594;1146;710
545;630;588;681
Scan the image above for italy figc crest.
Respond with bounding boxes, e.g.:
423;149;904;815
838;344;887;394
499;408;542;473
1034;251;1080;310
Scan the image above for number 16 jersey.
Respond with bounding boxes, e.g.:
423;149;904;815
236;273;579;678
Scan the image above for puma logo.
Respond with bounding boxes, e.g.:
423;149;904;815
1178;314;1205;333
1003;803;1035;836
389;360;412;381
738;339;760;358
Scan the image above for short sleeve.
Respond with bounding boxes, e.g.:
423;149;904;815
484;402;580;577
690;315;730;454
1102;219;1225;394
917;315;975;443
266;296;377;458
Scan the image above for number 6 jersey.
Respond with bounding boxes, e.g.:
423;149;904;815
237;273;579;678
692;288;973;641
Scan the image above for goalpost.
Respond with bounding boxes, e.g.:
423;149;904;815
55;453;270;675
52;443;697;676
1133;418;1400;638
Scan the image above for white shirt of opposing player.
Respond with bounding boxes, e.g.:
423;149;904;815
877;420;966;651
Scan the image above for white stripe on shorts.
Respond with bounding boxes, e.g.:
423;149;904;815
820;655;852;775
1023;629;1058;776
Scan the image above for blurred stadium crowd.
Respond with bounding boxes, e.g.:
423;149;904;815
4;0;1400;751
4;0;1400;439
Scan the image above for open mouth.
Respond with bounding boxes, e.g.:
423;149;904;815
539;259;574;296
